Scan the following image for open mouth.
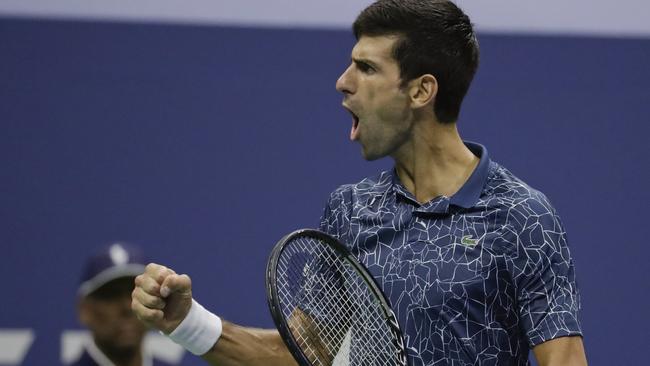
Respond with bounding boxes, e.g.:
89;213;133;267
344;106;360;141
351;113;360;139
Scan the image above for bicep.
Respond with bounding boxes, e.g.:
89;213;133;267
532;336;587;366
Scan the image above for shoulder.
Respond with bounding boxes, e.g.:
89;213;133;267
326;170;393;205
483;162;565;246
485;161;559;216
320;170;393;238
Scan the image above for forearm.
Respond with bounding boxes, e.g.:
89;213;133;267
201;320;298;366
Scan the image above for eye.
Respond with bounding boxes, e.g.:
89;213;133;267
357;62;375;74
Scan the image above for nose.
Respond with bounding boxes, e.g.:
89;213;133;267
336;64;355;95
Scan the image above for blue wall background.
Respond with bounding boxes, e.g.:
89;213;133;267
1;18;649;365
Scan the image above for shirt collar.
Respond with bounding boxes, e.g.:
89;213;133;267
391;141;490;213
449;141;490;209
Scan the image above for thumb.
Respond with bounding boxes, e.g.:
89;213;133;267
160;274;192;298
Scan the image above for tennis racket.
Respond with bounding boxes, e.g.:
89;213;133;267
266;228;408;366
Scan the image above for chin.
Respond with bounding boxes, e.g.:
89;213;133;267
360;144;389;161
361;150;385;161
112;328;146;349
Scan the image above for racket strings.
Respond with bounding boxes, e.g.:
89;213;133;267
278;243;352;363
275;236;403;365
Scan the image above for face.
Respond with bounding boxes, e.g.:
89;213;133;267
79;278;147;356
336;35;414;161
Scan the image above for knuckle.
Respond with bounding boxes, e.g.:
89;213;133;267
132;287;165;310
147;281;160;294
155;269;171;282
139;312;155;322
137;277;158;294
132;287;145;301
147;263;168;277
131;298;143;313
142;294;161;307
151;297;166;309
135;307;160;323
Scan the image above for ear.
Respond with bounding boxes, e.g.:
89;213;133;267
408;74;437;109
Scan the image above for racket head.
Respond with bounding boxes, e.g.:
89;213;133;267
266;229;408;366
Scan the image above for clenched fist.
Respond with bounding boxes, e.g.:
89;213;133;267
131;263;193;334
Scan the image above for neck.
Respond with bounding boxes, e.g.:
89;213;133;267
392;119;478;204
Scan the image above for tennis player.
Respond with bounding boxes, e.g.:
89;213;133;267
132;1;587;365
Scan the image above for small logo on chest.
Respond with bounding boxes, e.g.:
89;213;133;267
460;235;479;248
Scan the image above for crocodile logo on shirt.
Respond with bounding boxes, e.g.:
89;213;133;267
461;235;479;248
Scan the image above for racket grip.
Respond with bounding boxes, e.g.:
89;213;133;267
168;299;223;355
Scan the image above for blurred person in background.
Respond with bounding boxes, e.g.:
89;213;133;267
72;243;175;366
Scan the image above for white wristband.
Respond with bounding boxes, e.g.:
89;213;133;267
168;299;222;355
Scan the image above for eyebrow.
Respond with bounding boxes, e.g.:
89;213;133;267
352;57;380;70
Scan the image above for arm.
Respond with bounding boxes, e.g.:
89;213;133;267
131;263;297;366
206;308;333;366
202;321;298;366
533;336;587;366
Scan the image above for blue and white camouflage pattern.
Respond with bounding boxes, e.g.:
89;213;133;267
319;142;582;365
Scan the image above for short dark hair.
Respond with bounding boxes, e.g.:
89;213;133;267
353;0;479;123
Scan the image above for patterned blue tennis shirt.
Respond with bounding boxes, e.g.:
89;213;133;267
319;142;582;365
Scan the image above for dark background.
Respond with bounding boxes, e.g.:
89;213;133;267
1;18;648;365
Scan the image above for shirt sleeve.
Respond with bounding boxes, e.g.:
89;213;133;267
510;194;583;347
318;186;352;242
